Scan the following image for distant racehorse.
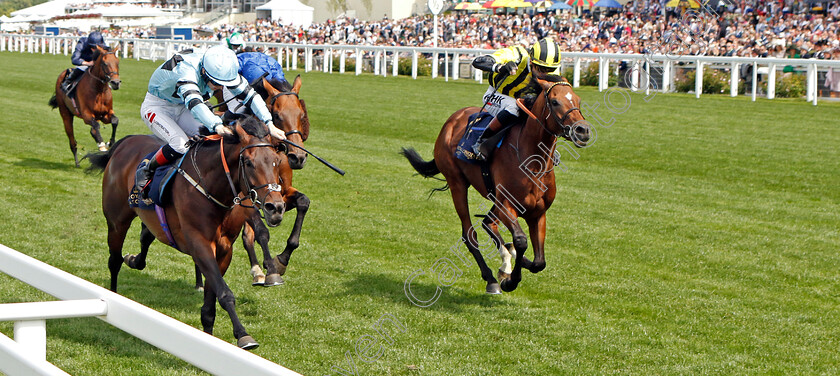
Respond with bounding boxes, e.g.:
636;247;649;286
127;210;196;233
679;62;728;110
402;75;591;294
86;116;285;349
49;44;121;167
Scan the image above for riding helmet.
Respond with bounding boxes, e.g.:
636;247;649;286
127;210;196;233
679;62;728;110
226;32;246;50
529;38;562;69
87;31;106;48
201;45;241;86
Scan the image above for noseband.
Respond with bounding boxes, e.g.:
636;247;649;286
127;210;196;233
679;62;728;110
236;143;283;215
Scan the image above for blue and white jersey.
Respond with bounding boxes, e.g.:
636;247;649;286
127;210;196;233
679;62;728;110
147;51;273;132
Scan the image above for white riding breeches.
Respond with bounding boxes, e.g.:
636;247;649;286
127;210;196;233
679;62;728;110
140;92;204;154
482;85;520;117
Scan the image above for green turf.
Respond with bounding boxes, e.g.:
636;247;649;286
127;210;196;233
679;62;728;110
0;50;839;375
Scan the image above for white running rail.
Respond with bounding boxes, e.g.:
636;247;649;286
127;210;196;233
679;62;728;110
0;243;300;376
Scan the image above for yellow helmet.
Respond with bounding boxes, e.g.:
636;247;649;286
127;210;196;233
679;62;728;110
529;38;562;69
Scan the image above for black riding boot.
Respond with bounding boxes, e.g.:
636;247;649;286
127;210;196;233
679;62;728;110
62;68;83;93
134;158;159;196
473;116;505;161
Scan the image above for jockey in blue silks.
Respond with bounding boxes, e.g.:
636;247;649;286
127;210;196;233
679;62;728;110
62;31;107;92
222;50;288;114
135;45;286;194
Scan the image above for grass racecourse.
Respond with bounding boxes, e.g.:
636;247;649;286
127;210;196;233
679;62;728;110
0;50;839;375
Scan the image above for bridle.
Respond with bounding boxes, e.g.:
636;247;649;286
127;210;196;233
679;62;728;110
181;134;282;220
267;90;306;147
541;81;583;143
87;50;119;85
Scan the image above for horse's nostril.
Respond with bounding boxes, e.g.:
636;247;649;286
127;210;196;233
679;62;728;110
264;203;276;213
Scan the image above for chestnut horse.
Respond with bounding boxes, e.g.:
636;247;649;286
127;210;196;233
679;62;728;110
402;75;591;294
49;45;121;167
203;75;311;287
86;116;285;349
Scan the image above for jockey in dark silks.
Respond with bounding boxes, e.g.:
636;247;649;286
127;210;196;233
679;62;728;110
62;31;107;93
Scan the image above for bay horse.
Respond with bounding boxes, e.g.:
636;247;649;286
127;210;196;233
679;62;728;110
86;116;285;349
49;44;121;167
204;75;311;287
402;74;591;294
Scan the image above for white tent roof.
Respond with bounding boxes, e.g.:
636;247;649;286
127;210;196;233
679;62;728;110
254;0;313;27
11;0;90;17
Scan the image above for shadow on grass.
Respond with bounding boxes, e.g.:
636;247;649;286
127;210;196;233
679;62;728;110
339;272;512;312
14;157;76;171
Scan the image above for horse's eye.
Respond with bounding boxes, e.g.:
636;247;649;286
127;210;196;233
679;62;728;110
551;99;560;107
244;159;254;168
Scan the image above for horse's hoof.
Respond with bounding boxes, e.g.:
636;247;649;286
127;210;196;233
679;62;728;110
273;256;287;276
195;286;204;292
237;336;259;350
500;279;519;293
264;274;285;286
486;282;502;295
252;275;265;286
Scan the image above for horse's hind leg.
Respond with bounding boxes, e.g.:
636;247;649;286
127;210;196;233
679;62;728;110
273;191;310;279
58;105;79;167
449;180;501;294
194;264;204;292
124;223;153;270
107;113;118;147
241;221;266;286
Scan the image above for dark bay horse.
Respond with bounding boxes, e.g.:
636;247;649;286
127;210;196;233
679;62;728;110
86;116;285;349
49;44;121;167
402;75;591;294
205;76;312;287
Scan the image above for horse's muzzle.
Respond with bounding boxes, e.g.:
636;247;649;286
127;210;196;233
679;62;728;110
571;120;591;147
288;153;307;170
110;80;121;90
262;200;285;227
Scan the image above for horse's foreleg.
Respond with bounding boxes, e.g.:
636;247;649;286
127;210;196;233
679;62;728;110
241;220;266;286
274;191;310;278
108;113;118;147
480;208;513;281
194;264;204;292
86;117;107;151
124;223;153;270
450;181;500;294
524;214;547;274
106;221;130;292
493;204;527;293
193;250;257;350
57;104;79;167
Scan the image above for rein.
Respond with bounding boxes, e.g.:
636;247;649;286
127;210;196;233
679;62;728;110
267;91;299;108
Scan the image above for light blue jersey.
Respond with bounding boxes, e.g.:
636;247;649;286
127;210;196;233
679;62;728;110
147;51;272;132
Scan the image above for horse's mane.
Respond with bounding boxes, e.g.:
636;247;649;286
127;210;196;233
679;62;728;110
218;115;269;143
519;73;569;108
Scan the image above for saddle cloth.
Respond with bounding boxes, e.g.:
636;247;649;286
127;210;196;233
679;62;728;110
455;112;505;164
128;151;182;209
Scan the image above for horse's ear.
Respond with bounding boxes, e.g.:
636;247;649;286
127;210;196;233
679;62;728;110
262;78;278;96
113;43;120;52
233;120;251;143
291;75;302;94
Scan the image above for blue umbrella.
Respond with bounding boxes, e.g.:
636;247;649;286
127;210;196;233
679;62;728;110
593;0;623;7
548;1;572;9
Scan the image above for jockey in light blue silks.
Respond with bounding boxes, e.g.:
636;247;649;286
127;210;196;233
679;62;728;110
135;45;286;193
221;51;288;114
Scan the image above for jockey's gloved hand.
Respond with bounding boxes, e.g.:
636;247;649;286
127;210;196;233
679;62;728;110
498;61;517;76
214;123;233;137
267;121;286;140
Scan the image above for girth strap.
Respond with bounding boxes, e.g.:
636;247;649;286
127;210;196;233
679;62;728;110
480;162;495;197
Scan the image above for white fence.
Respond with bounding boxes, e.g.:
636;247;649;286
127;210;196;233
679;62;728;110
2;33;840;106
0;243;300;376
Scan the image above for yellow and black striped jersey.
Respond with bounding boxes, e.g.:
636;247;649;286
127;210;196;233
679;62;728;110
484;45;561;98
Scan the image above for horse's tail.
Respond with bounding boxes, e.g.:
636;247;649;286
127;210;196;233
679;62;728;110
84;136;129;173
401;147;440;178
48;94;58;109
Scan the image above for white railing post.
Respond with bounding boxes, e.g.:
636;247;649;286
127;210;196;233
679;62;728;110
14;320;46;361
452;53;459;80
695;60;703;98
767;63;777;99
444;52;449;82
355;48;362;75
392;51;398;77
305;47;311;72
631;59;640;92
412;51;418;79
662;59;671;92
573;57;581;87
374;51;381;75
339;49;346;73
598;57;608;91
730;62;739;97
292;47;298;70
382;51;388;77
432;52;439;79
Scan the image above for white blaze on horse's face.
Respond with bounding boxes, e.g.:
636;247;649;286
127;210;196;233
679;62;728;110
565;92;574;106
